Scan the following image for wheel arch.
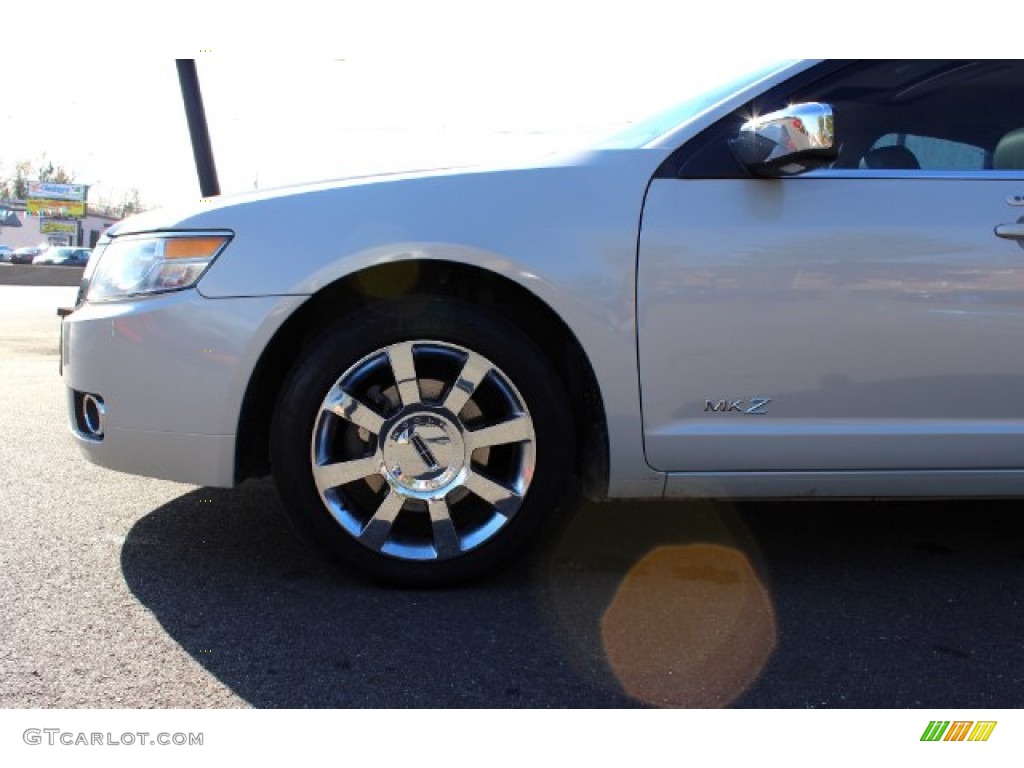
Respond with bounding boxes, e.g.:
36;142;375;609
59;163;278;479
234;259;609;497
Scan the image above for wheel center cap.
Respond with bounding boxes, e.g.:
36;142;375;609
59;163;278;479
382;412;466;494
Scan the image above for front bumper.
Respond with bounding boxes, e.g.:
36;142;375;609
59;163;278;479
61;288;306;487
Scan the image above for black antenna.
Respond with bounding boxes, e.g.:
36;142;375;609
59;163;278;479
175;60;221;198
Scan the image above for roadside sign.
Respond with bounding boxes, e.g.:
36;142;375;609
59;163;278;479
27;182;88;202
26;199;86;218
40;219;78;234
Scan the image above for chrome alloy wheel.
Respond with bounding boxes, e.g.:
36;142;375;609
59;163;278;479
310;340;537;561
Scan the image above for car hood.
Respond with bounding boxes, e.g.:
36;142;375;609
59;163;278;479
105;148;670;237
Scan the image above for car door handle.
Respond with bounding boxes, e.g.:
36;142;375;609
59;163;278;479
995;222;1024;240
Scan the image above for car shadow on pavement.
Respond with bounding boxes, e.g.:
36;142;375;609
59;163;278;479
120;480;1024;708
119;479;774;707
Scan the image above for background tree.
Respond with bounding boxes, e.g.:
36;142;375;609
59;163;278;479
0;157;75;200
1;156;144;217
0;160;32;200
37;160;75;184
92;187;146;218
119;188;144;216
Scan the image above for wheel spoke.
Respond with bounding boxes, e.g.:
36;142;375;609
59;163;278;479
313;451;383;492
465;414;533;450
443;352;491;415
387;342;421;407
428;498;462;558
464;468;521;513
326;389;386;436
358;490;405;551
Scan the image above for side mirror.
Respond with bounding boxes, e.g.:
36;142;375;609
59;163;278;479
729;102;837;177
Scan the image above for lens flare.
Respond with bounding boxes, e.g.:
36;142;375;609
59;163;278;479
600;544;776;707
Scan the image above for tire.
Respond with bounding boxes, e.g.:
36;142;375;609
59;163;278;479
270;297;575;586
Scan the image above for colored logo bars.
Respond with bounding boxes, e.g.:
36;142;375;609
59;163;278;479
921;721;997;742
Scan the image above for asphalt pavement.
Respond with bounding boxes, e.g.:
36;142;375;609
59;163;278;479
1;282;1023;708
0;263;84;287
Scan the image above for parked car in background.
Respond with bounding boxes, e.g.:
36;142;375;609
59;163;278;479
10;245;46;264
61;59;1024;585
33;247;91;266
0;245;13;262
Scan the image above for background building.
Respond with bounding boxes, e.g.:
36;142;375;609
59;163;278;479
0;202;118;250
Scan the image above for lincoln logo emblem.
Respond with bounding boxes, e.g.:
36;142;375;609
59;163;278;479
392;419;452;471
410;433;440;471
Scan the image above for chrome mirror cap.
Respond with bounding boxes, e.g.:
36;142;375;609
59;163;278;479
729;102;837;177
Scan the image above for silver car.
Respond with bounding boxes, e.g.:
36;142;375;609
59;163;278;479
11;245;46;264
61;59;1024;584
33;247;92;266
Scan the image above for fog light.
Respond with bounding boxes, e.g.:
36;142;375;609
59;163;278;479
75;392;105;439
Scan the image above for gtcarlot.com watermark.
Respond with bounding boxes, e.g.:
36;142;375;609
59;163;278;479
23;729;203;747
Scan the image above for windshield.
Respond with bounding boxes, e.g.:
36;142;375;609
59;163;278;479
594;61;793;149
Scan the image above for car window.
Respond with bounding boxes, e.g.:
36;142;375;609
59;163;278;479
797;60;1024;172
859;134;989;171
670;60;1024;177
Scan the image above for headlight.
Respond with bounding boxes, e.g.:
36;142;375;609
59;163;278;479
85;232;232;302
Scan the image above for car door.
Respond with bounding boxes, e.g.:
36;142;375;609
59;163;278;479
638;60;1024;478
